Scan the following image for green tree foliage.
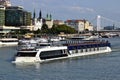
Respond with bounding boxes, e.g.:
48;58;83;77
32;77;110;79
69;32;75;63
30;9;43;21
41;24;48;30
35;24;77;34
13;24;77;35
50;24;77;34
41;24;49;33
34;29;41;34
14;29;30;35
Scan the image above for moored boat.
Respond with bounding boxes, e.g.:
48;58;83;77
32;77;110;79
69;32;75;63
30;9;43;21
0;38;18;46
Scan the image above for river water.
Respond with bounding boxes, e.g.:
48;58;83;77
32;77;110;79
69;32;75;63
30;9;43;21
0;37;120;80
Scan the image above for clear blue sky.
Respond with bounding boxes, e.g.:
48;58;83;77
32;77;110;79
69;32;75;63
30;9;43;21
10;0;120;25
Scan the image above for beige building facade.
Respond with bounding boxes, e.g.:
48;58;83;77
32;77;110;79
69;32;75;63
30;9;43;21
65;19;93;32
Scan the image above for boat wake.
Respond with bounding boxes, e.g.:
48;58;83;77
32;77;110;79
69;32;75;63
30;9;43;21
111;48;120;52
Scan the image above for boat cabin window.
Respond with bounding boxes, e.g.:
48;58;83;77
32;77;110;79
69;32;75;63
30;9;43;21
1;40;18;42
40;50;62;57
40;49;68;60
16;52;37;57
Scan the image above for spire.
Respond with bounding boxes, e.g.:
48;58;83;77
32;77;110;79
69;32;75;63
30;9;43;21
46;13;49;20
50;14;52;20
46;14;52;20
39;10;42;19
33;9;36;19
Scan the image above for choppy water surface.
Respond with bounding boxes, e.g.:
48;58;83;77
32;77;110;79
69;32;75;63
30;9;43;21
0;37;120;80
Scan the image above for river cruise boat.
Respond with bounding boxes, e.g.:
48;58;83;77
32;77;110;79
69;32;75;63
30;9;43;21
13;39;112;63
0;38;18;46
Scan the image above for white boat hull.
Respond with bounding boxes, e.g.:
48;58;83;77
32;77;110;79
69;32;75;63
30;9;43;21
68;47;111;57
0;42;18;46
39;47;111;63
14;57;37;63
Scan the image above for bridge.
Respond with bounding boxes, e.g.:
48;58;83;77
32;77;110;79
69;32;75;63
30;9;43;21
87;15;120;36
95;15;120;31
93;30;120;33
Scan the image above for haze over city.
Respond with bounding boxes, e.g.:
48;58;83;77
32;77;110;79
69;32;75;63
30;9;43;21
10;0;120;22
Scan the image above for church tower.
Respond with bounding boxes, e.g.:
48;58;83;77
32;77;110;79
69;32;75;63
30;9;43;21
33;9;43;31
38;10;42;19
45;13;53;28
33;9;36;19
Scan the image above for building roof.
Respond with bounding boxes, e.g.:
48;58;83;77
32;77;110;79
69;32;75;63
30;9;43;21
65;19;86;23
6;6;23;10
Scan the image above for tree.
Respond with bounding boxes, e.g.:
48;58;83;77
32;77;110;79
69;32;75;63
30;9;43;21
41;24;48;30
34;29;41;34
41;24;49;33
50;24;77;34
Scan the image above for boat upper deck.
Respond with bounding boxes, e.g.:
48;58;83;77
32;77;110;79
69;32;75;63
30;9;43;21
17;38;111;51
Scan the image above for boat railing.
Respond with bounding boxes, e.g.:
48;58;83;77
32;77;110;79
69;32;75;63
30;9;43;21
56;40;110;46
17;39;110;51
17;43;37;51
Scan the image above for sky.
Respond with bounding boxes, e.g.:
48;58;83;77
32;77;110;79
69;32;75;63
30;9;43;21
10;0;120;26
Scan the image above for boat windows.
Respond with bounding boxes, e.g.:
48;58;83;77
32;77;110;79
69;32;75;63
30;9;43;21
38;43;51;47
63;50;68;54
1;40;18;42
75;49;78;53
1;41;18;42
40;50;68;60
85;49;87;52
94;48;95;51
81;49;83;53
97;47;99;51
16;52;37;57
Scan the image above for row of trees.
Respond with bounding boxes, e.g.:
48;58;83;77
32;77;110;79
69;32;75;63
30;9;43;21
13;24;77;35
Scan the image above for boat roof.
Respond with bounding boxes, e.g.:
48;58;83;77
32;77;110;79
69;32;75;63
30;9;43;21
37;46;67;52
